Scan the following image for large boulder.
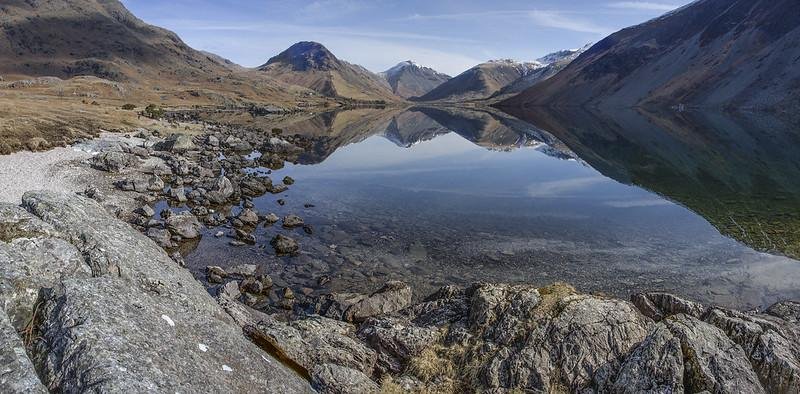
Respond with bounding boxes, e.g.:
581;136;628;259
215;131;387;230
17;191;312;392
206;176;235;205
89;151;139;172
165;212;203;239
155;134;196;153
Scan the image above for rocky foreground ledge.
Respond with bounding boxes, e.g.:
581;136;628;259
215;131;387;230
1;191;798;393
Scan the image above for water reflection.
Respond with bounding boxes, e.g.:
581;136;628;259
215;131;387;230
185;106;800;309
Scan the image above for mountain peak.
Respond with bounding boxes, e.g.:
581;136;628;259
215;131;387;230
263;41;339;71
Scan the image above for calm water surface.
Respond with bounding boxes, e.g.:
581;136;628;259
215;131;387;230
186;107;800;309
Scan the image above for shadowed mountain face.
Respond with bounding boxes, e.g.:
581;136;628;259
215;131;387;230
0;0;233;81
379;61;451;99
502;0;800;110
258;41;397;102
506;106;800;259
413;60;542;102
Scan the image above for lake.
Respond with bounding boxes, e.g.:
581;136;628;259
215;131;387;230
184;106;800;310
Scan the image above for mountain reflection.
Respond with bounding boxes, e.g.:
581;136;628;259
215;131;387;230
505;106;800;260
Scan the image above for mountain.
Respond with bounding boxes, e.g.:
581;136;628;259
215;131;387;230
490;45;591;100
379;61;450;98
0;0;231;81
258;42;397;102
412;60;543;102
501;0;800;109
0;0;313;107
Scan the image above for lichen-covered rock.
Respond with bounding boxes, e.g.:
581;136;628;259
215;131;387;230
311;364;379;394
218;295;377;379
345;281;412;323
664;314;765;393
612;324;685;393
0;309;47;393
704;308;800;393
632;291;707;321
18;191;312;392
89;151;139;172
357;315;442;375
206;176;235;205
0;237;90;329
165;211;203;239
767;301;800;325
37;275;312;392
0;203;59;242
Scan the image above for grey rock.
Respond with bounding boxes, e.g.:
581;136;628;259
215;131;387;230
89;151;139;172
206;266;228;284
0;236;89;329
156;134;196;152
36;277;311;393
219;300;377;380
767;300;800;325
664;314;765;393
345;281;412;323
311;364;379;394
135;205;156;217
206;176;235;205
264;213;280;224
165;212;202;239
237;208;260;226
612;323;685;393
632;292;707;321
704;308;800;393
283;214;304;228
15;191;310;392
357;315;442;375
168;186;188;202
271;234;299;255
0;309;47;393
227;264;258;278
145;228;173;249
0;203;59;241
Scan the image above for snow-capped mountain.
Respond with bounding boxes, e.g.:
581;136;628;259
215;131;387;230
412;59;545;102
379;61;451;98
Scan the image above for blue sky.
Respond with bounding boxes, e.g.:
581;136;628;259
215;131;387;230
121;0;691;76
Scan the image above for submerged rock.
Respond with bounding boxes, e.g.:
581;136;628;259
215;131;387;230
271;234;299;255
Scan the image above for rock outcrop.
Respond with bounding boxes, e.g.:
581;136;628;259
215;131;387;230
0;191;313;393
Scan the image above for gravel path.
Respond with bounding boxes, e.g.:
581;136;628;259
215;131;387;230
0;147;92;204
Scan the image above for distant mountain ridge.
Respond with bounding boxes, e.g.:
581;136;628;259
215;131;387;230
379;61;451;98
258;41;397;102
501;0;800;109
411;59;543;102
490;45;591;100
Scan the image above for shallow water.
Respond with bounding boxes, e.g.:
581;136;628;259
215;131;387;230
186;106;800;310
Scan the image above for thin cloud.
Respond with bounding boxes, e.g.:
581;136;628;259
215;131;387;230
528;11;612;35
607;2;679;11
153;19;482;44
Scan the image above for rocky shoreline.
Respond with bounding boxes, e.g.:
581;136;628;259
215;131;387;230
0;189;798;392
1;123;799;392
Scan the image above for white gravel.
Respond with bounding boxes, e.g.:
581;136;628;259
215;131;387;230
0;147;92;204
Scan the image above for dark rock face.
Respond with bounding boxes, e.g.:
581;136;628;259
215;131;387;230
502;0;800;109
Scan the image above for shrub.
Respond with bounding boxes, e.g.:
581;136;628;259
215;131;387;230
121;104;136;110
143;104;165;119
